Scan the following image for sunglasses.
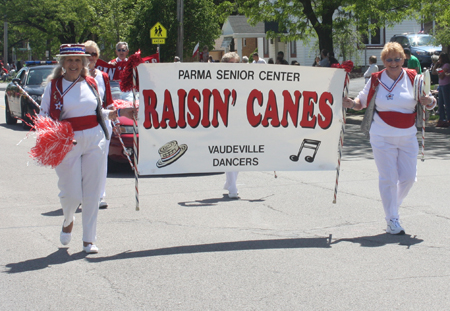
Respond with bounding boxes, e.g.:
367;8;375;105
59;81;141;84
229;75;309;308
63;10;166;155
85;52;98;57
385;57;403;63
117;49;128;52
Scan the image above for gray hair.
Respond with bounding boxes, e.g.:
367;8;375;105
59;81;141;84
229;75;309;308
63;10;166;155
84;40;101;57
431;54;439;63
46;56;89;84
116;42;129;50
221;52;240;63
242;56;249;63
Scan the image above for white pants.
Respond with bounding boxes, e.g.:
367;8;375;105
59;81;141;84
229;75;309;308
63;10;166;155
99;121;113;200
55;125;107;243
370;134;418;221
224;171;239;194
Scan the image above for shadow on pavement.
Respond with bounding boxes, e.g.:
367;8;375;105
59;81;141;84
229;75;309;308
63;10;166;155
4;248;86;274
85;238;332;263
4;234;424;273
178;194;267;207
331;233;423;248
41;206;81;217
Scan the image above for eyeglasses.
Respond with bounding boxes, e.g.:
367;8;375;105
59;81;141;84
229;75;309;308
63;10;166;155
85;52;98;57
385;57;403;63
117;49;128;52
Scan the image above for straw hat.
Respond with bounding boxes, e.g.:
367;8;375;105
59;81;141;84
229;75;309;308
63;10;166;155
56;44;89;57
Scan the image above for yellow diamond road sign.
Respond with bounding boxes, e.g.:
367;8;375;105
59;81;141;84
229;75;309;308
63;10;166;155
150;22;167;39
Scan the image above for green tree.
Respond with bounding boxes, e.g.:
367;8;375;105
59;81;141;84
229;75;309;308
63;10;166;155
419;0;450;49
128;0;221;62
0;0;137;61
236;0;416;54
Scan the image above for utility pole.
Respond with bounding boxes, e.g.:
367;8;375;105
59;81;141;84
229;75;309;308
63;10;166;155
3;16;8;65
177;0;184;61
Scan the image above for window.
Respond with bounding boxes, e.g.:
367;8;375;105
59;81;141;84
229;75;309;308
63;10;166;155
290;41;297;57
263;38;269;58
243;38;247;47
362;19;385;46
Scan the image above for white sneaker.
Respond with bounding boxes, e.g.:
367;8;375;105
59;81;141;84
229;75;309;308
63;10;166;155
60;216;75;245
83;244;99;254
60;231;72;246
386;219;405;235
99;199;108;209
228;192;239;199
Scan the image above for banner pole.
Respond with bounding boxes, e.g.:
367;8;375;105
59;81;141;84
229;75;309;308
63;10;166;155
132;68;140;211
333;74;349;204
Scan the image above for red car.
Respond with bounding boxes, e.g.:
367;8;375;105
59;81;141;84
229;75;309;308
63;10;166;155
108;81;139;164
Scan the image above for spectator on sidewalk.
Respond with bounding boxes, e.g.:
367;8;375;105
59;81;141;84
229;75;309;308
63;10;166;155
252;53;266;64
404;48;421;74
432;52;450;127
277;51;289;65
364;56;379;84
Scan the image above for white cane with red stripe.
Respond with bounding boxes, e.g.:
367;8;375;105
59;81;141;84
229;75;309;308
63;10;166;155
13;81;40;109
132;68;140;211
333;74;349;204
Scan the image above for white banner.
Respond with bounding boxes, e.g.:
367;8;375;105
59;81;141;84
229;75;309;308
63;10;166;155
137;63;346;175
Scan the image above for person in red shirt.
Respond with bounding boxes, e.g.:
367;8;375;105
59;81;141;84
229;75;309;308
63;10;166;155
109;42;129;80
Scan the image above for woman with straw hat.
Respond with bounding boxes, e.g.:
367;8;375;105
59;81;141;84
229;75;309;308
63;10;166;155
40;44;136;253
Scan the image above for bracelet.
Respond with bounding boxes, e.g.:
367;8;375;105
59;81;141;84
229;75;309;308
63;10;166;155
426;97;436;108
117;109;121;118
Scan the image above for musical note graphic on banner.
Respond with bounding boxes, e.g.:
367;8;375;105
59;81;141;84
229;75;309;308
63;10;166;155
290;139;321;163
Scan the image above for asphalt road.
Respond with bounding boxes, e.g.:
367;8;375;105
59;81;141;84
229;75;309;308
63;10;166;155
1;82;450;310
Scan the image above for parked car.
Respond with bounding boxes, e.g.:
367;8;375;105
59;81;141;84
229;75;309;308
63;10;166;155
4;61;56;128
108;80;139;164
390;33;441;69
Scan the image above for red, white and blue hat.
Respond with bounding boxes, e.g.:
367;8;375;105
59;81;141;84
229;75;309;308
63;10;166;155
56;44;89;57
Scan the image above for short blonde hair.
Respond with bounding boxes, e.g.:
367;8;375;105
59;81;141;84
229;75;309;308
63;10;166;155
380;42;405;61
84;40;100;57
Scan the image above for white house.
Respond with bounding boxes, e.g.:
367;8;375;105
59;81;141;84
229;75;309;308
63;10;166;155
219;15;426;69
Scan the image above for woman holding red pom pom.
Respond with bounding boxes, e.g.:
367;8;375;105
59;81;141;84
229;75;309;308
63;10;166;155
39;44;136;254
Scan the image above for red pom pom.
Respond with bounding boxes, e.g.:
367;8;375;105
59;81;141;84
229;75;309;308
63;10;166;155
112;99;139;109
120;50;144;92
341;60;354;73
28;115;75;168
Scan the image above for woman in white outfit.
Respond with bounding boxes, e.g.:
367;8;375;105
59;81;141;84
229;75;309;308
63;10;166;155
40;44;135;253
221;52;241;199
342;42;436;235
84;40;113;209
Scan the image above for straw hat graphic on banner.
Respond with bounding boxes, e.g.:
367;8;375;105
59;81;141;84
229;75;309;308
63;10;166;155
156;140;188;168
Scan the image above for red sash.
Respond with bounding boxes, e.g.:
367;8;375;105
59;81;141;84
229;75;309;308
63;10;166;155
376;110;417;128
64;115;98;131
366;69;418;129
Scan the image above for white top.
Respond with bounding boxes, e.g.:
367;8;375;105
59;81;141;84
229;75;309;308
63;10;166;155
252;59;267;64
364;64;379;83
357;69;417;137
40;78;110;121
94;70;106;101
